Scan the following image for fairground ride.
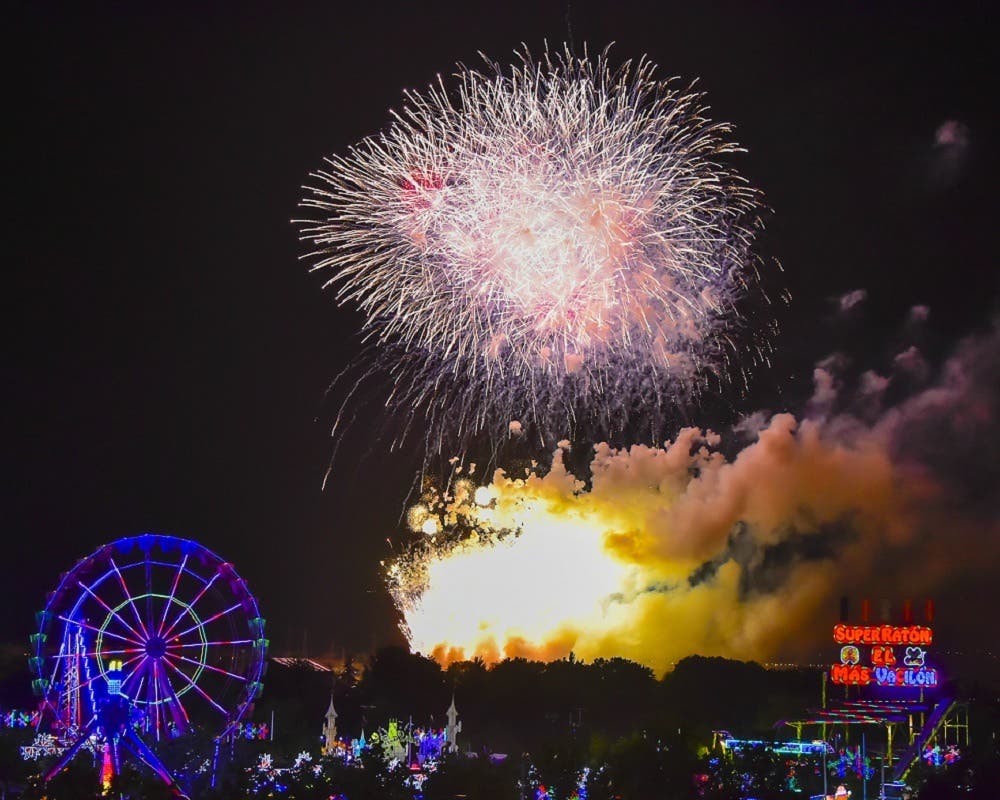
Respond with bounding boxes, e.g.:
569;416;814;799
28;533;268;796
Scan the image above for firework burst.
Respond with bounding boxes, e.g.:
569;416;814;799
300;45;773;452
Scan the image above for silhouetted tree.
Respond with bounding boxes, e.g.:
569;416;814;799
422;751;520;800
586;731;698;800
358;646;448;723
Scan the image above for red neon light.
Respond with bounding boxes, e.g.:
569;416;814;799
101;744;114;791
832;624;932;646
831;663;872;685
871;646;897;667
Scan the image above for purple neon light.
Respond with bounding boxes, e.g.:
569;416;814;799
52;647;143;659
121;656;148;686
143;559;155;643
108;559;151;639
157;555;188;635
77;653;145;693
150;660;161;735
167;639;253;649
159;570;221;640
170;653;247;682
161;657;229;716
76;580;148;644
58;616;142;648
170;602;242;640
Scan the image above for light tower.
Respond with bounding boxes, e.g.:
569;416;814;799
321;695;338;754
58;628;85;735
444;695;461;754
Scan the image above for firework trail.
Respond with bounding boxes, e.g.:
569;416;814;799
300;45;774;453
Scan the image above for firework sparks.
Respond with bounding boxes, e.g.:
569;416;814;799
300;45;772;451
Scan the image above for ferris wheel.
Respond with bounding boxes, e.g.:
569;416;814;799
29;534;267;792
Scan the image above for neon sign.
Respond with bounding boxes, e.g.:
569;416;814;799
875;666;938;688
831;664;871;685
829;663;939;688
833;624;932;645
830;620;938;688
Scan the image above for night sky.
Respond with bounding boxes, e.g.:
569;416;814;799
6;2;998;660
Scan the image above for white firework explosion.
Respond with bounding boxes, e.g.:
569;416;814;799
299;45;773;452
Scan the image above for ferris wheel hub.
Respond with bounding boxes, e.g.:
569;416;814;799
145;635;168;658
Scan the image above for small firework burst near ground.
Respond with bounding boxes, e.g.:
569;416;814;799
299;45;773;453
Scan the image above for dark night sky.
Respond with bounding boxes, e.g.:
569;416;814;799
5;2;998;658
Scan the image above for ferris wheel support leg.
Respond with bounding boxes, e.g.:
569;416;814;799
107;736;121;791
42;716;98;782
120;727;188;798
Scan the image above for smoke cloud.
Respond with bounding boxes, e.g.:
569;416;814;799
391;323;1000;674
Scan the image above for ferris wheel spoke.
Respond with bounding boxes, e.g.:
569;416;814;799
157;665;191;727
144;559;155;640
77;653;145;693
148;661;162;737
155;661;176;721
120;656;149;690
108;558;151;639
161;656;230;716
57;616;142;647
77;581;147;643
46;650;61;687
170;653;247;682
166;639;253;649
128;663;147;701
160;571;221;640
171;602;242;641
157;555;189;636
51;647;144;659
155;661;175;739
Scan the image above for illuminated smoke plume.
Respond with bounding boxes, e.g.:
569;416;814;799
300;45;774;452
389;325;1000;674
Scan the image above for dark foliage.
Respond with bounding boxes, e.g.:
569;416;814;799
421;752;521;800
